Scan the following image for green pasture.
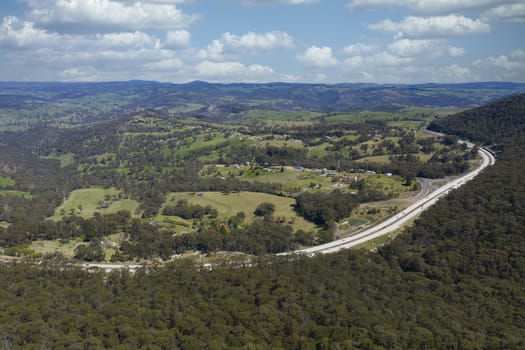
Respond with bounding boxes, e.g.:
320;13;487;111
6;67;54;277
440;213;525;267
363;174;412;197
50;187;140;221
215;165;334;193
30;240;80;258
175;133;229;158
43;152;75;167
0;190;31;198
321;110;426;123
0;176;15;188
245;110;322;122
162;191;316;232
249;138;305;149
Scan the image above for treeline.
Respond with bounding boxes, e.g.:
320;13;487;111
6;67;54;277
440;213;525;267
0;209;306;258
115;217;304;260
0;211;131;247
295;189;387;227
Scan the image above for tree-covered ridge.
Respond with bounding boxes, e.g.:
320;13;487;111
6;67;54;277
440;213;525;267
429;93;525;145
0;96;524;348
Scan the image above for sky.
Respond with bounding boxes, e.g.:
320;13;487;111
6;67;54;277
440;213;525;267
0;0;524;84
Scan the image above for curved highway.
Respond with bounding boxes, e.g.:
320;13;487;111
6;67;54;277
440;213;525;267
283;146;495;255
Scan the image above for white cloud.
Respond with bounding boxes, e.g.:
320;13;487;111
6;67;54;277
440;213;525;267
343;52;414;71
343;42;378;55
440;64;477;82
221;31;294;50
347;0;399;11
197;40;226;61
448;46;465;57
96;31;158;49
231;0;319;4
197;30;294;61
387;39;464;57
370;52;414;66
370;15;491;38
0;14;191;82
344;55;365;68
195;60;275;82
298;46;338;67
481;3;525;23
25;0;197;32
475;50;525;71
347;0;521;16
0;16;62;48
164;30;191;48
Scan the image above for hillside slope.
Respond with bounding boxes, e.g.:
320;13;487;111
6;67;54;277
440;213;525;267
0;95;525;348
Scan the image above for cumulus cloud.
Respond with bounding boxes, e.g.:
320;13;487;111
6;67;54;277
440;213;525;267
197;30;294;61
297;46;338;67
0;16;62;49
197;40;226;61
0;14;189;81
221;31;294;50
230;0;318;4
164;30;191;48
195;60;275;82
475;50;525;71
347;0;521;16
369;52;414;66
1;16;161;51
387;39;464;57
369;15;491;38
470;50;525;83
25;0;197;33
481;3;525;23
343;42;379;55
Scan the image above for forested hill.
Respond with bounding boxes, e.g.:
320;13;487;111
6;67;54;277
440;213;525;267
429;93;525;145
1;96;525;348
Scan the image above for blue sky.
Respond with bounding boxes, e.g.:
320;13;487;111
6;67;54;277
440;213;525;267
0;0;524;83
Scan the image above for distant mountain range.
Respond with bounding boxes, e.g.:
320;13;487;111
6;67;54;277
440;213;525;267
1;81;525;124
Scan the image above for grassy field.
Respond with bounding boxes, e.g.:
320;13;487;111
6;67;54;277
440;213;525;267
50;187;140;221
0;190;32;198
42;152;75;167
161;191;316;232
214;165;335;193
322;110;427;123
339;198;413;239
245;110;322;122
364;174;412;197
0;176;15;188
30;239;80;258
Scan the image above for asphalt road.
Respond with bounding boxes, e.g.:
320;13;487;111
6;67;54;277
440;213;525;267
283;146;495;256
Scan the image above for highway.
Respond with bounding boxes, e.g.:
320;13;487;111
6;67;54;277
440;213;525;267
81;262;143;273
283;146;495;256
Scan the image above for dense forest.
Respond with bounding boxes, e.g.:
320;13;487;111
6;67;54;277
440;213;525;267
0;94;523;348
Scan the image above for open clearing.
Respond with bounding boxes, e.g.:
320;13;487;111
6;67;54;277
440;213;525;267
0;176;15;188
161;191;316;232
50;187;140;220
